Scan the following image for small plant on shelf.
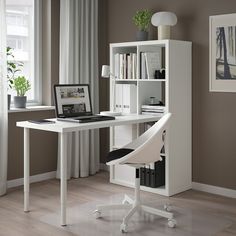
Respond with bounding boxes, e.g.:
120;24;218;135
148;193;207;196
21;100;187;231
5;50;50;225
13;76;31;97
133;9;152;41
12;75;31;108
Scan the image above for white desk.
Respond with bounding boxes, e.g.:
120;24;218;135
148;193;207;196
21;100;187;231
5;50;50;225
16;114;160;226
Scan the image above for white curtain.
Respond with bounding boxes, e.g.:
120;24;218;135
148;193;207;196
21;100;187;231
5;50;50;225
57;0;99;178
0;0;8;196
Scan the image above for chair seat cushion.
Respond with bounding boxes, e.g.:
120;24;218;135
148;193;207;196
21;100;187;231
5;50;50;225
107;148;134;162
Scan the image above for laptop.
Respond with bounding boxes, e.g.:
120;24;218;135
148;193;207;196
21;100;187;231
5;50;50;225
54;84;115;123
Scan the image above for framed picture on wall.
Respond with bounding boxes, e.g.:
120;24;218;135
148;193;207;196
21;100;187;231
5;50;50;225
210;13;236;92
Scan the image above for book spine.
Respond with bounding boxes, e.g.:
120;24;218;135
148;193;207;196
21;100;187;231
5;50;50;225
141;112;163;116
119;54;123;80
114;53;119;79
141;109;164;113
141;105;165;109
132;53;137;79
123;54;127;79
127;54;132;80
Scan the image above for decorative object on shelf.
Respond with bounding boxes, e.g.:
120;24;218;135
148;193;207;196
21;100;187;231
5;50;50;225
12;76;31;108
133;9;152;41
100;65;121;116
155;68;165;79
151;12;177;40
209;13;236;92
149;96;156;104
6;46;24;110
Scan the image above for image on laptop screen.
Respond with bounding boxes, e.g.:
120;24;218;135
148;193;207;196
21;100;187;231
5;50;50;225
54;84;92;118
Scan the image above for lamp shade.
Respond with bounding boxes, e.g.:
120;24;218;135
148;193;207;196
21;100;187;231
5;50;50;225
101;65;110;78
151;12;177;26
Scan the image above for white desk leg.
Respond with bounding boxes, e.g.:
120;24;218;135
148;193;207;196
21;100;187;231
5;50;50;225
24;128;30;212
60;132;67;226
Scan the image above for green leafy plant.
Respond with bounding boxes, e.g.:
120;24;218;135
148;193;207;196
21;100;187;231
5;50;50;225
133;9;152;32
7;46;24;89
12;76;31;96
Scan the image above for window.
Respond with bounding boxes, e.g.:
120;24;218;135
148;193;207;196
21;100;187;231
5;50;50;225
6;0;42;104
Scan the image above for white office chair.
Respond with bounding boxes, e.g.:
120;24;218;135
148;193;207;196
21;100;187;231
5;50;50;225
94;113;176;233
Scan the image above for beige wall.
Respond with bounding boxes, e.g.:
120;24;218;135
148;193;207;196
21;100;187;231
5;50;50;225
8;110;58;180
105;0;236;190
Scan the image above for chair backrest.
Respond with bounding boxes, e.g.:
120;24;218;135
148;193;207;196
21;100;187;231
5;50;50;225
108;113;172;166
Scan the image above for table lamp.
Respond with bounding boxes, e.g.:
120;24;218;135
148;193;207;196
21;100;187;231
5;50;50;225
151;12;177;40
100;65;121;116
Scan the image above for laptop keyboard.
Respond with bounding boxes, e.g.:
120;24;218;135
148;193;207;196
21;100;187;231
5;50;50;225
75;115;115;123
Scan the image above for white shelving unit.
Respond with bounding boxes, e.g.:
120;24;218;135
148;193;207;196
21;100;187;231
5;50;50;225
109;40;192;197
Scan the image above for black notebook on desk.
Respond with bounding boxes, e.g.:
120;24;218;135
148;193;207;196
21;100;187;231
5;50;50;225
54;84;115;123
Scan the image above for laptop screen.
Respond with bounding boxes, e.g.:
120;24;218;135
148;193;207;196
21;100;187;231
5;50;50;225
54;84;92;118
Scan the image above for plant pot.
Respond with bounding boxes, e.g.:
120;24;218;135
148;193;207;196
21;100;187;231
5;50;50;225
8;94;11;110
136;31;148;41
14;96;27;108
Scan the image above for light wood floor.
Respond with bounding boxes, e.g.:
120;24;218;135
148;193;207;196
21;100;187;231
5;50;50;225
0;171;236;236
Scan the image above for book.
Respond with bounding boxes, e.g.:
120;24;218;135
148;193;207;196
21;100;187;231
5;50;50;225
115;84;123;112
141;105;165;110
132;53;137;79
123;54;127;79
141;52;147;79
114;53;120;79
119;54;124;79
144;51;162;79
122;84;137;114
127;54;132;79
141;112;163;116
28;119;55;124
141;109;164;113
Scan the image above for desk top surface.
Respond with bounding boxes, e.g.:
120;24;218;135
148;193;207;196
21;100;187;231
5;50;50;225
16;114;161;133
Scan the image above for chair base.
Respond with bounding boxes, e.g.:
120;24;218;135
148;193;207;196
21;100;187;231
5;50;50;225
94;194;177;233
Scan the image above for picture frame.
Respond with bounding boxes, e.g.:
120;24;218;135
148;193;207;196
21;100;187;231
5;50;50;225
209;13;236;92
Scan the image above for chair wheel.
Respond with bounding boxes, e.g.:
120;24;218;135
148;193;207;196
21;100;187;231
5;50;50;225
93;210;101;219
168;218;177;228
120;223;128;233
164;204;172;212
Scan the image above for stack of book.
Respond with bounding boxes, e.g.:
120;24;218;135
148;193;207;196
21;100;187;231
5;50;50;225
114;53;137;80
141;104;165;116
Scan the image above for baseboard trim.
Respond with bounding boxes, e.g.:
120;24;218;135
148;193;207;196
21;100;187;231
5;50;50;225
99;163;109;172
192;182;236;199
7;171;57;189
6;171;236;199
7;164;109;189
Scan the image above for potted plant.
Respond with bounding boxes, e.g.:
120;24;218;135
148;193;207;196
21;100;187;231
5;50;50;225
133;9;152;41
7;47;24;109
12;76;31;108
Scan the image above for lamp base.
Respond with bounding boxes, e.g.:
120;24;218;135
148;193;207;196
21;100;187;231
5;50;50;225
100;111;122;116
158;25;171;40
